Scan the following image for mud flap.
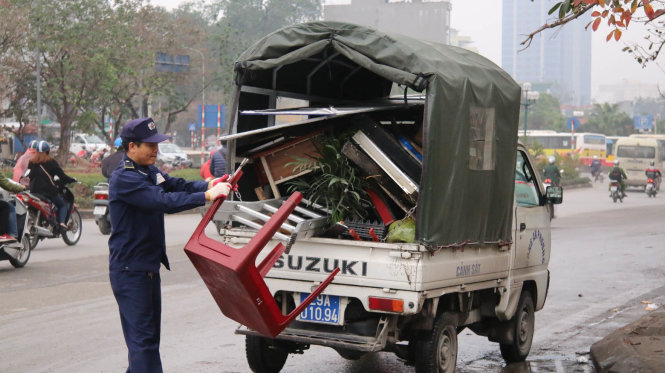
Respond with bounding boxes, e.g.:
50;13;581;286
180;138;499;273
494;282;523;321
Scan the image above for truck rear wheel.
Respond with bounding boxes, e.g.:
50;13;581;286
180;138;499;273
415;312;458;373
245;335;288;373
500;291;535;363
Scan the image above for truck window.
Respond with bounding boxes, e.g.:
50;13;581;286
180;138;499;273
514;151;539;207
469;106;496;170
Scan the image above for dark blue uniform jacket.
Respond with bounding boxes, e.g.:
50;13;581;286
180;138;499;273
108;156;207;273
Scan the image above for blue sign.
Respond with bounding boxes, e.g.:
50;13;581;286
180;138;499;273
196;105;226;129
634;115;654;131
188;123;196;132
566;117;580;131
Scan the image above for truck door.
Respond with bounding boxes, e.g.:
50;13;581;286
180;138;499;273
513;150;551;269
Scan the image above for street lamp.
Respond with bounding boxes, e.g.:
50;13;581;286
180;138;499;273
183;46;205;155
521;82;539;137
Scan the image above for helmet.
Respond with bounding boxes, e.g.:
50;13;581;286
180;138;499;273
548;156;555;164
29;140;38;149
650;160;655;167
114;137;122;148
614;160;620;166
36;140;50;153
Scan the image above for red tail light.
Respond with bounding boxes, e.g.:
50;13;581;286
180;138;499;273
94;193;108;200
648;179;654;183
368;297;404;312
544;178;551;183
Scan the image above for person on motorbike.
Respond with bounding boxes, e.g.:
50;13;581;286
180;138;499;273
543;156;561;186
608;160;628;197
27;141;77;232
645;160;662;190
0;173;26;241
102;137;125;180
590;155;602;181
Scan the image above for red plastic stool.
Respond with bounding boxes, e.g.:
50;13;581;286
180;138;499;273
185;189;339;338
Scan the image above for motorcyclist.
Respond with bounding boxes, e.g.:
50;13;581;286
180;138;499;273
590;155;602;181
543;156;561;186
27;141;77;232
645;160;662;190
0;173;26;241
102;137;125;180
608;160;628;197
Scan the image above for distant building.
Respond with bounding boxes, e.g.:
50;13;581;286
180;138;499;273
324;0;452;45
450;29;478;54
502;0;592;106
594;79;661;104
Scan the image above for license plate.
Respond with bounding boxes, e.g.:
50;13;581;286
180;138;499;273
610;186;618;191
93;205;107;216
296;293;341;325
647;183;654;189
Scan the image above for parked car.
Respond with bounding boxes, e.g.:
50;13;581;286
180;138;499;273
70;133;109;155
158;142;193;168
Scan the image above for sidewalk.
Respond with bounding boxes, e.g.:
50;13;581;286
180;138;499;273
590;307;665;372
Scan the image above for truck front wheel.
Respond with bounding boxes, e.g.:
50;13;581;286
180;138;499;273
245;335;288;373
415;312;458;373
500;291;535;363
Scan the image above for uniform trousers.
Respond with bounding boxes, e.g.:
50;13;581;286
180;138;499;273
110;270;163;373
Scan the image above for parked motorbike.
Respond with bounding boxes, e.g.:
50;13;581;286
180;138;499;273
93;182;111;235
609;180;624;203
16;185;83;249
646;178;657;198
0;195;33;268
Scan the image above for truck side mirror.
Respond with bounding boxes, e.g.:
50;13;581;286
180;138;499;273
546;186;563;204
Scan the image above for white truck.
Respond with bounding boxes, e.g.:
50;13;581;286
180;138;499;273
202;22;563;373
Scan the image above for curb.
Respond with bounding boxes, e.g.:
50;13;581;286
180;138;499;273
590;309;665;372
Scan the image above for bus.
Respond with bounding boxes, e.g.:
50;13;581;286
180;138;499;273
523;131;607;165
614;136;665;188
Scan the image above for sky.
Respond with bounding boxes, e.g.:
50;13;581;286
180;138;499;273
152;0;665;102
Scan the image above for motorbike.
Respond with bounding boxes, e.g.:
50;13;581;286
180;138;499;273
0;195;33;268
93;182;111;235
591;169;604;183
16;185;83;249
609;180;624;203
542;178;555;220
646;178;657;198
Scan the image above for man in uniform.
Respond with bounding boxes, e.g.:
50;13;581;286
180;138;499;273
108;117;231;372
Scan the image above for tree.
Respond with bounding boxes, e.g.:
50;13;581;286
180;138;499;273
585;102;634;135
521;92;566;131
524;0;665;67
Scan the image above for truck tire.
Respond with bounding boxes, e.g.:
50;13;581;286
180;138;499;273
245;335;288;373
415;312;458;373
500;291;535;363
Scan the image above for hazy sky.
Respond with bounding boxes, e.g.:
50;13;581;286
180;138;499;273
152;0;665;100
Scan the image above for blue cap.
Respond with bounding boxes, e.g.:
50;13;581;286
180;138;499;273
36;140;50;153
120;117;170;143
114;137;122;148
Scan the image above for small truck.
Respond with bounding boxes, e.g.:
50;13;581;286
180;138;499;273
208;21;563;373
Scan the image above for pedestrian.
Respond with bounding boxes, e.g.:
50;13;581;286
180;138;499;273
27;141;77;232
108;117;231;372
209;144;227;178
101;137;124;180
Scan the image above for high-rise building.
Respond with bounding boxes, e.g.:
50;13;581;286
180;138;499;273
324;0;452;45
502;0;591;106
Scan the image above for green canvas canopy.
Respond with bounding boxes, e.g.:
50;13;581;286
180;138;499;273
231;21;521;248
